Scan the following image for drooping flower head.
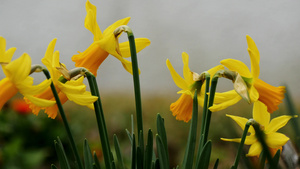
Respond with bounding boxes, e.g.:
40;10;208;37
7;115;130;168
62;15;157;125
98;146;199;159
221;101;294;157
167;52;224;122
72;0;150;76
0;37;55;111
25;39;98;119
210;35;285;113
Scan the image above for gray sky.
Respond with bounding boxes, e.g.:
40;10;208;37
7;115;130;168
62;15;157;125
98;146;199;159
1;0;300;100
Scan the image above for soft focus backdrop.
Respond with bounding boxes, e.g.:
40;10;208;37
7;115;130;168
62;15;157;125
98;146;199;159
1;0;300;98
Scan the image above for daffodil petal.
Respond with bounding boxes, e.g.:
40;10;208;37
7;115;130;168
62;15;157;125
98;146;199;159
166;59;188;90
265;132;289;148
253;101;270;128
85;0;103;41
181;52;193;84
0;37;16;63
25;95;56;107
225;114;256;134
119;38;151;58
103;17;130;36
265;115;294;133
249;86;259;103
58;80;86;94
246;35;260;80
4;53;31;83
221;135;256;145
65;91;98;106
247;141;262;157
41;39;57;72
209;93;242;112
221;59;252;78
18;79;52;95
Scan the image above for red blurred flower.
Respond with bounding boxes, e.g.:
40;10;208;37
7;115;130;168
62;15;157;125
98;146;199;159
12;99;31;115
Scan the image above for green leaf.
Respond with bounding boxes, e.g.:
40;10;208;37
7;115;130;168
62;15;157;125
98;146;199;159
213;159;219;169
137;146;143;169
156;114;169;163
196;140;212;169
113;135;125;169
126;129;133;144
83;139;94;169
131;134;136;169
156;135;169;169
51;164;58;169
54;137;71;169
93;151;101;169
182;90;198;169
154;158;160;169
144;129;153;169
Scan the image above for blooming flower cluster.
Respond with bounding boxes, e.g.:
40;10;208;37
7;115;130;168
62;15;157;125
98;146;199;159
0;0;150;119
167;35;293;157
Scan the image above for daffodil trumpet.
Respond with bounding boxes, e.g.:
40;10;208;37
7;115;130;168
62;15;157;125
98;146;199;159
114;25;144;151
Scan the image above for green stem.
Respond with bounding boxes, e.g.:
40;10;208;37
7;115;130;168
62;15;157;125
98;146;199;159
231;120;252;169
123;27;144;153
129;33;143;135
86;72;112;169
42;69;84;169
202;75;219;144
197;73;210;153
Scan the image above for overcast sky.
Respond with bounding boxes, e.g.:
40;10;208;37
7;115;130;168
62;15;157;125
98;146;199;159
1;0;300;100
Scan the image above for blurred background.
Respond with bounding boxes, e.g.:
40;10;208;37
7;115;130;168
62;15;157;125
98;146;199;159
0;0;300;168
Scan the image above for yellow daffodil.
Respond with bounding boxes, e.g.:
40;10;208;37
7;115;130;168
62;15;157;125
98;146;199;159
0;36;16;64
210;35;285;113
24;39;98;119
0;53;55;110
221;101;294;157
167;52;224;122
72;0;150;76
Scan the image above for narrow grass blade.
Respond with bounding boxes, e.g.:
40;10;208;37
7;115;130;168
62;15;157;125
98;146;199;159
126;129;133;144
156;135;170;169
51;164;58;169
144;129;153;169
182;90;198;169
54;138;71;169
196;140;212;169
113;135;125;169
213;159;219;169
83;139;94;169
131;134;136;169
137;146;143;169
93;152;101;169
156;114;169;163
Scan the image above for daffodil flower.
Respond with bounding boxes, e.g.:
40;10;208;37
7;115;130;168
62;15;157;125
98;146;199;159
72;0;150;76
167;52;224;122
210;35;285;113
0;53;55;110
25;39;98;119
221;101;294;157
